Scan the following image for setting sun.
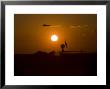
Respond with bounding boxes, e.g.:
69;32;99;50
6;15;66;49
51;35;58;42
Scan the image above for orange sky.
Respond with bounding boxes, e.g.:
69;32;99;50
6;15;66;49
14;14;97;54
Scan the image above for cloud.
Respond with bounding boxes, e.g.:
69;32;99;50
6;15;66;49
50;25;61;28
42;25;61;28
70;25;88;29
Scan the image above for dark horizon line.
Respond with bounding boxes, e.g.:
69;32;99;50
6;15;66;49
14;51;97;54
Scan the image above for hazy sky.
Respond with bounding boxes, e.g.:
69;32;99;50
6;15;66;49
14;14;97;54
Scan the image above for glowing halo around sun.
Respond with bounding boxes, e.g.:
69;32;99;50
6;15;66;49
51;35;58;42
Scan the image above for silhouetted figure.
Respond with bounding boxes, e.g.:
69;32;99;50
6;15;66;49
60;44;65;52
65;41;68;48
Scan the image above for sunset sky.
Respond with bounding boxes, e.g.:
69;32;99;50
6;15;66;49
14;14;97;54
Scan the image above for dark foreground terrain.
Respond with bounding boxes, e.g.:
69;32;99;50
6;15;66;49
14;52;97;76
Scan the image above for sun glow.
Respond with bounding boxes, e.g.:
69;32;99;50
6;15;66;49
51;35;58;42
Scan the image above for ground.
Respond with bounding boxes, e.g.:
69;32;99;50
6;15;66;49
14;52;97;76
